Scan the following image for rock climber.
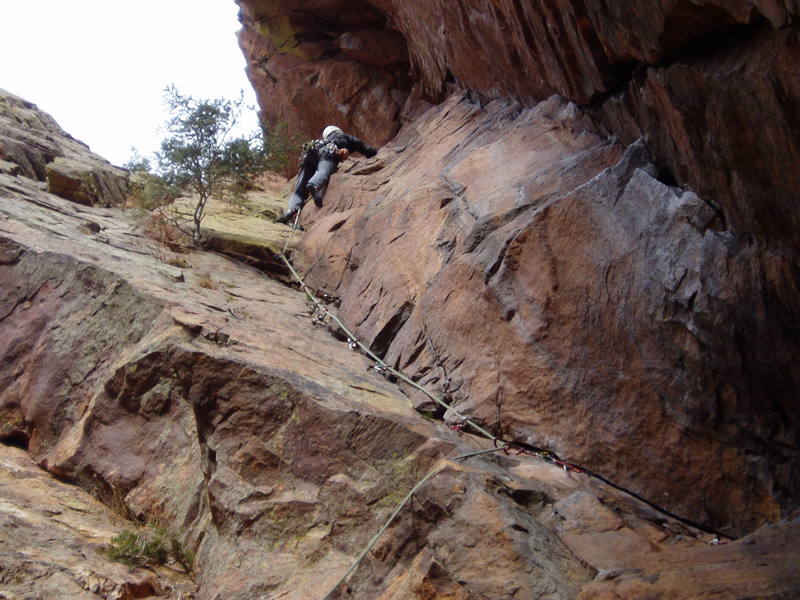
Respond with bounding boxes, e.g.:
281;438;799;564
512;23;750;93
276;125;378;228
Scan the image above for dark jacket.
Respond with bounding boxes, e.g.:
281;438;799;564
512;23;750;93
303;132;377;165
325;130;378;159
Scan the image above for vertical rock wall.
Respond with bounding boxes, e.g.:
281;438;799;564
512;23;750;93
237;0;412;145
238;0;800;535
295;95;800;535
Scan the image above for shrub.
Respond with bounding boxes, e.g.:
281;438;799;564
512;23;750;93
123;149;152;174
104;525;193;572
127;171;180;211
197;275;217;290
263;121;305;178
140;211;192;251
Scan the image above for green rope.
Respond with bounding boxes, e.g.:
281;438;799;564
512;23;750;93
277;250;512;598
321;467;441;600
452;446;509;460
277;251;502;445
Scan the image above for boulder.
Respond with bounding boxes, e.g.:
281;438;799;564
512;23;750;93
46;156;128;207
0;89;129;206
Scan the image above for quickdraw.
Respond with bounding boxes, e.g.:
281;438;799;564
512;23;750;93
371;364;389;376
550;459;585;474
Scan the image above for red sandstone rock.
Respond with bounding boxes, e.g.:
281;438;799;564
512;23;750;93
0;90;128;206
238;0;800;263
336;29;408;68
295;93;800;537
599;24;800;260
236;0;800;539
0;445;195;599
237;0;410;145
3;93;799;598
2;0;800;594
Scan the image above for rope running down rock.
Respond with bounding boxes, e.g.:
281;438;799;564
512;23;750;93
276;236;725;598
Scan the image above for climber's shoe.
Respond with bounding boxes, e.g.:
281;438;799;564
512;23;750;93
291;222;305;231
275;209;298;225
307;183;323;208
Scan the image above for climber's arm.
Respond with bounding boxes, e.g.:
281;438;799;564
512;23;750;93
343;134;377;158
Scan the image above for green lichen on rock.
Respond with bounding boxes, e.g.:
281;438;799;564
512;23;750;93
377;454;422;510
254;12;329;61
256;15;298;55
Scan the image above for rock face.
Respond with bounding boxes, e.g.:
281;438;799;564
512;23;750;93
295;94;800;536
2;93;799;598
0;445;195;599
2;0;800;597
238;0;800;256
237;0;411;146
0;89;128;206
599;24;800;260
238;0;800;539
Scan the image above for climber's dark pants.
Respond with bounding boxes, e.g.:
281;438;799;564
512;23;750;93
287;156;317;213
307;158;337;194
287;156;337;213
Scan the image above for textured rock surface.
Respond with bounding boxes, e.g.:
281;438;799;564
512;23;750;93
46;156;129;207
237;0;800;259
164;175;301;277
0;89;128;206
295;94;800;536
0;445;195;599
598;24;800;260
3;93;799;599
340;0;799;104
237;0;410;146
238;0;800;538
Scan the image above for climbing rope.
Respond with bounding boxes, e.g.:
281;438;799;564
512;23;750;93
275;233;725;599
321;466;441;600
278;206;303;257
278;251;505;448
319;445;510;600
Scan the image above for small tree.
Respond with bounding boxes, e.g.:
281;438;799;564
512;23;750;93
156;85;265;244
125;148;180;212
263;122;305;178
123;147;152;173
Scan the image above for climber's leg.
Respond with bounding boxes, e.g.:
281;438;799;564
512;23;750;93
277;161;315;224
306;158;337;207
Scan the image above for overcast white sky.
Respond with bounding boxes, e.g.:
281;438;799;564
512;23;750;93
0;1;259;167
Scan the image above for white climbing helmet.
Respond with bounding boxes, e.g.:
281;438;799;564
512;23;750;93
322;125;342;140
